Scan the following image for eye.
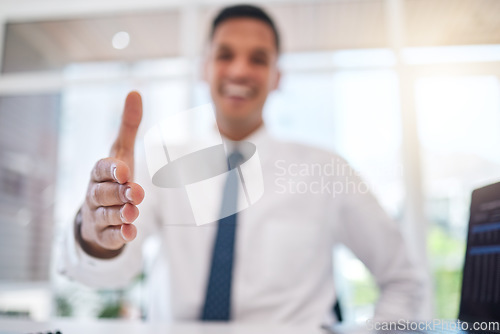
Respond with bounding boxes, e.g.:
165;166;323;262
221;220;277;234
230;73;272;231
216;52;233;61
251;55;269;66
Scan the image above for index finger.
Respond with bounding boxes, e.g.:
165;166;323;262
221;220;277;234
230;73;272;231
91;158;130;184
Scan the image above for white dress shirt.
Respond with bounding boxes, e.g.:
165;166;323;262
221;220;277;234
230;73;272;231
60;125;425;325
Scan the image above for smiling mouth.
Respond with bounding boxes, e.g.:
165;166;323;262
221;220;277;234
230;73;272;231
222;83;254;99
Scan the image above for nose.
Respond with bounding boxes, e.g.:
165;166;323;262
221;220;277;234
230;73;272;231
226;56;253;80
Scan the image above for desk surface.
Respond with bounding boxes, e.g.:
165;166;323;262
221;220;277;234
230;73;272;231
0;319;327;334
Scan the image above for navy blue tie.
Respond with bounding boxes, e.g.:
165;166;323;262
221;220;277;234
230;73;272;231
201;150;243;321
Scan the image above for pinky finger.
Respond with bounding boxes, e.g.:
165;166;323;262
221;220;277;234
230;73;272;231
98;224;136;250
121;223;137;242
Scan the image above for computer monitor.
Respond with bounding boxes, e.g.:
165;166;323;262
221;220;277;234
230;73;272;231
459;181;500;322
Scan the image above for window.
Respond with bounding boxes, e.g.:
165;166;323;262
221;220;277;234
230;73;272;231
416;73;500;318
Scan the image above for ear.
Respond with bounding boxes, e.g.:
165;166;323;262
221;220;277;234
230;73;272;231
201;52;210;82
271;68;281;91
202;58;208;82
201;45;211;82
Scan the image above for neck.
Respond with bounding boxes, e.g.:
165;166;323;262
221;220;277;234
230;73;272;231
218;119;263;141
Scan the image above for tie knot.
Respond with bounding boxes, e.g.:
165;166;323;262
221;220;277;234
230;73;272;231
228;150;243;170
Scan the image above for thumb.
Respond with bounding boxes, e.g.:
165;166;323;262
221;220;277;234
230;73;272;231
111;91;143;166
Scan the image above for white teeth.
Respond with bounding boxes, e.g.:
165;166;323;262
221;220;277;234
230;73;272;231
223;83;252;98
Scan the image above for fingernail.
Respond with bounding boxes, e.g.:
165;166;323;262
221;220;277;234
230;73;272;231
120;206;126;222
112;166;118;181
121;227;129;241
125;188;133;202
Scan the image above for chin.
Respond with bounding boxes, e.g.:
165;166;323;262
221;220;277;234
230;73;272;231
221;112;252;123
218;103;252;118
214;97;263;123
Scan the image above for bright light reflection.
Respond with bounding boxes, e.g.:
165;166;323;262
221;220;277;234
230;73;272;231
112;31;130;50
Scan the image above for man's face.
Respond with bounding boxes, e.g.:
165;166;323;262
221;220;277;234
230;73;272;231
204;18;280;129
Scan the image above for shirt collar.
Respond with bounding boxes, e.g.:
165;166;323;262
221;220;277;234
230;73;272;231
221;124;269;161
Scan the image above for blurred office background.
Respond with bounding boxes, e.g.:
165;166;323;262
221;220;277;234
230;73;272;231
0;0;500;323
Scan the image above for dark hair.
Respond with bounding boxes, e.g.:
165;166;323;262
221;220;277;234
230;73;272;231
210;4;281;52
